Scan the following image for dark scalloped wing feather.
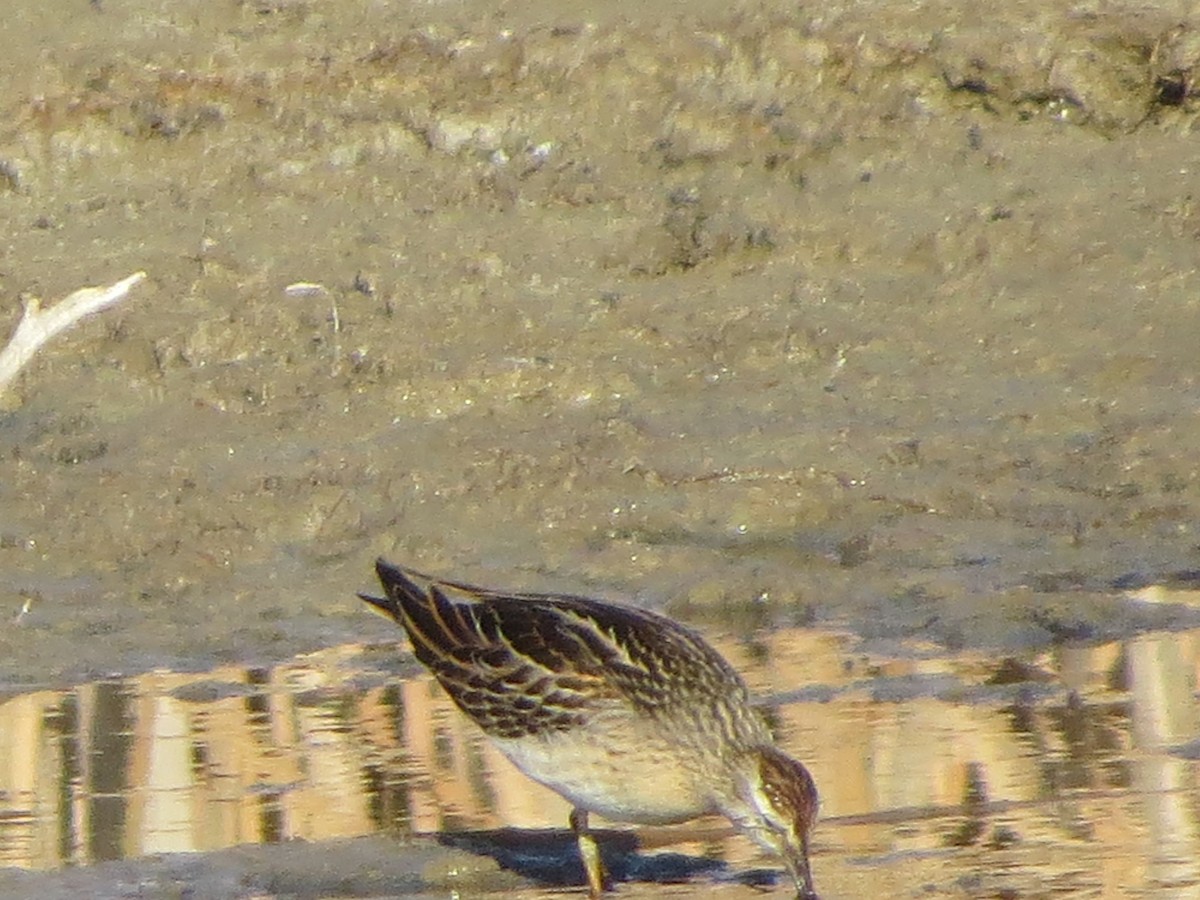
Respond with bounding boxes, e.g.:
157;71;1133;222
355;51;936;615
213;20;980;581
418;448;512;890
369;561;605;738
368;559;752;739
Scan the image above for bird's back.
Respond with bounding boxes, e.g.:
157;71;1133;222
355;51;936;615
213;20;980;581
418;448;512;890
361;560;767;746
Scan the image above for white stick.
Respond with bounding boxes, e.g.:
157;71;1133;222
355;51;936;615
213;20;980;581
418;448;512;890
0;271;147;398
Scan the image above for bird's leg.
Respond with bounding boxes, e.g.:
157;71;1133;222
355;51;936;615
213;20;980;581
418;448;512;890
569;808;609;898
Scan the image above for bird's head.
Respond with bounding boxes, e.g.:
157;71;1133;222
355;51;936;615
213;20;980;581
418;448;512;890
729;745;819;899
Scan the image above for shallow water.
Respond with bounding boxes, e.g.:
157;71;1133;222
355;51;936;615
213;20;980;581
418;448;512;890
2;594;1198;898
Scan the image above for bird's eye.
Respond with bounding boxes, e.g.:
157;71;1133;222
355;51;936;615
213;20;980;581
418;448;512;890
755;790;793;837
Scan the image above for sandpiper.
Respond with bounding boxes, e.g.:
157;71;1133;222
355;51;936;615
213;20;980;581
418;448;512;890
360;558;820;898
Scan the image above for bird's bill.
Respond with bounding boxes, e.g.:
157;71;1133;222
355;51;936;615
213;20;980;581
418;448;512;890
785;838;818;899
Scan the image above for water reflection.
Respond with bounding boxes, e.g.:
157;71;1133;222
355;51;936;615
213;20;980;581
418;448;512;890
0;618;1198;895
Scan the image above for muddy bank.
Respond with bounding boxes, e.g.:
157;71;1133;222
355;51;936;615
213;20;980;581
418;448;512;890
0;836;504;900
0;0;1198;687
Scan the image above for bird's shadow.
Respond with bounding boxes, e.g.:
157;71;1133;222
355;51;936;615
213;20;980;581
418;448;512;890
437;827;783;891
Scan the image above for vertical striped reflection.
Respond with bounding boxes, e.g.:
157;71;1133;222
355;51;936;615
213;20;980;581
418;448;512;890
0;616;1195;897
86;681;133;863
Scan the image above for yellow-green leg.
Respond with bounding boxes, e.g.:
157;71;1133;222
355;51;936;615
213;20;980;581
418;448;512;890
569;808;609;898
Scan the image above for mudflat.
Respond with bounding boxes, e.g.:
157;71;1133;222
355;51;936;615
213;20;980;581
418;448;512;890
1;1;1197;687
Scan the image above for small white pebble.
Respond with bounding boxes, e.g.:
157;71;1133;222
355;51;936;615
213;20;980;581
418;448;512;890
284;282;329;298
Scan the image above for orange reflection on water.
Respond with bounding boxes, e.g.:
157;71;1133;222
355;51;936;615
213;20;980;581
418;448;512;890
0;620;1198;896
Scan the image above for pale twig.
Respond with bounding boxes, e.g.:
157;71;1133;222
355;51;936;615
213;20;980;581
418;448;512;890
0;271;147;399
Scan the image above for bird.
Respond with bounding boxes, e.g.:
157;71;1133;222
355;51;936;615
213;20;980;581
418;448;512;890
359;558;820;899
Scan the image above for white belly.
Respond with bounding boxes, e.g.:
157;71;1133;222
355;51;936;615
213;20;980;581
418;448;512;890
492;729;716;825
